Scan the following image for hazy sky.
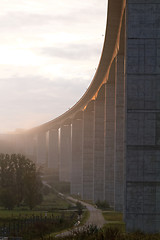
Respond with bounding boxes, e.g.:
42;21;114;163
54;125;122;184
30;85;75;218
0;0;107;133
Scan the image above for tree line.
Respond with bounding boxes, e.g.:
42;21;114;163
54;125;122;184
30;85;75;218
0;154;43;210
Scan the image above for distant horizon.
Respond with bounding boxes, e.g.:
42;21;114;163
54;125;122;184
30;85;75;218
0;0;107;133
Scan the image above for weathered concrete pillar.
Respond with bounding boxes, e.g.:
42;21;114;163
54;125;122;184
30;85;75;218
114;55;125;212
48;128;59;173
59;123;71;182
82;101;94;200
36;132;47;166
71;112;83;196
125;0;160;232
93;85;105;202
104;62;115;207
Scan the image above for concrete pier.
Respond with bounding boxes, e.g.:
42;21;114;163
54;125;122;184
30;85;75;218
71;112;83;196
114;55;125;211
125;0;160;232
104;62;115;207
59;124;71;182
48;129;59;172
93;85;105;202
82;101;94;200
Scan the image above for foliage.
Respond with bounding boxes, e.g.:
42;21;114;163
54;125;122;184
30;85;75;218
0;154;43;210
96;200;110;210
0;212;78;240
42;185;52;196
79;210;90;226
43;226;160;240
76;201;83;216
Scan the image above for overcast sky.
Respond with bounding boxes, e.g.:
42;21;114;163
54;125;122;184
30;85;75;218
0;0;107;133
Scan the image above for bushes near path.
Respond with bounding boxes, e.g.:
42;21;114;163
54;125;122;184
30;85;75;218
44;226;160;240
0;212;77;240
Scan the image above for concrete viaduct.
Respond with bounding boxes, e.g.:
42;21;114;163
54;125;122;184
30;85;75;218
0;0;160;233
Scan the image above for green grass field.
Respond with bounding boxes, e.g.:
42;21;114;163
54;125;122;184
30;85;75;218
103;211;125;231
0;191;70;220
0;189;90;240
35;192;70;211
103;211;123;222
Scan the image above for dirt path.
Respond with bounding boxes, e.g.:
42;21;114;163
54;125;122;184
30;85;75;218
67;196;106;228
56;196;106;237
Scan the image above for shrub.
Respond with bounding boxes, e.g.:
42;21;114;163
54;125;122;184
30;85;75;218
96;200;110;210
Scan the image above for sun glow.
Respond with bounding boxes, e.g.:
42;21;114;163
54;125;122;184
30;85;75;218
0;0;107;132
0;46;43;66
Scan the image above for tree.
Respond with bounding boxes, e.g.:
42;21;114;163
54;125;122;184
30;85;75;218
24;162;43;209
0;154;16;209
0;154;43;209
76;201;83;216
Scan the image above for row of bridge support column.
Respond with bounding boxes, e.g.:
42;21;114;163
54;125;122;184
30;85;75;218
1;54;124;212
30;55;125;212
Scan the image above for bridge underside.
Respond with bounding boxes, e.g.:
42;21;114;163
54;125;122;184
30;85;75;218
0;0;160;233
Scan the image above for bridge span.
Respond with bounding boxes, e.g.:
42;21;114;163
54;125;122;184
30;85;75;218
1;0;160;233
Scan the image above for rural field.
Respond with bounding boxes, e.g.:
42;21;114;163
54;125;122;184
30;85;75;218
0;189;87;239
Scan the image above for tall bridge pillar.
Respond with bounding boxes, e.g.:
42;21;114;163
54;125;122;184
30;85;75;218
104;62;115;207
114;55;125;211
82;101;94;200
93;85;105;202
71;113;83;196
125;0;160;232
59;124;71;182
